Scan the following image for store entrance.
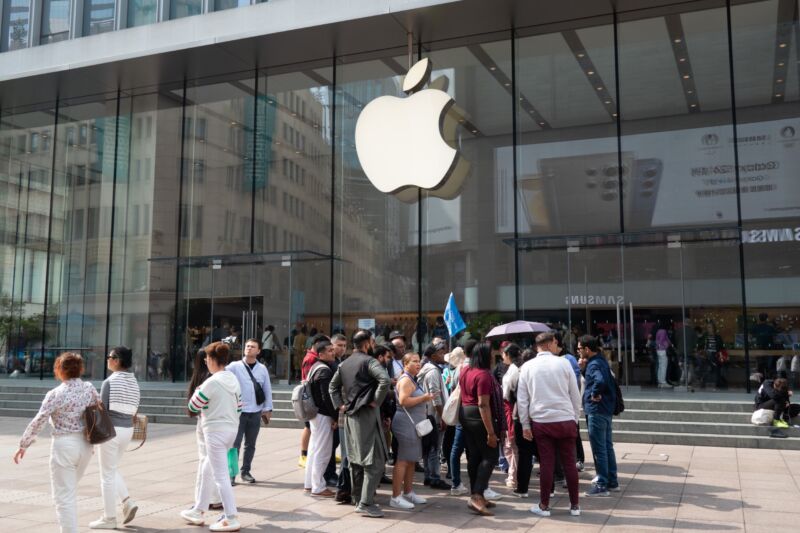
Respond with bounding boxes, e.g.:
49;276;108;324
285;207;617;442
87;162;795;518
519;227;747;392
167;251;333;383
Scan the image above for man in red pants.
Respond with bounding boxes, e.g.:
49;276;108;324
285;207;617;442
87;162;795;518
516;331;582;518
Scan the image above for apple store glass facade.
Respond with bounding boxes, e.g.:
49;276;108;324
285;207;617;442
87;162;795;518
1;0;799;390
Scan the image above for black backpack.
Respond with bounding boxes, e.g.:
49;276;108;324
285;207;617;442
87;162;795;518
612;375;625;416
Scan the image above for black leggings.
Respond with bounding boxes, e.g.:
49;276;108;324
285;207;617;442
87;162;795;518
461;405;498;496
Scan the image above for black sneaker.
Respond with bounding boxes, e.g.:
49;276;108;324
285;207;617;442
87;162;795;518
415;463;425;473
241;472;256;484
379;475;392;484
230;477;236;486
429;479;451;490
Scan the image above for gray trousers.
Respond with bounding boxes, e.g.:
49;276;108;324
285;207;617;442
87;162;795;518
350;457;383;507
233;412;261;474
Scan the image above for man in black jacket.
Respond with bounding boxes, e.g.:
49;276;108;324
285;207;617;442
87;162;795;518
304;340;338;497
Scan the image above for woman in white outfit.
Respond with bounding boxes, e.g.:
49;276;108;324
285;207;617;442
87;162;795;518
89;346;141;529
188;348;224;509
13;352;100;533
182;341;242;532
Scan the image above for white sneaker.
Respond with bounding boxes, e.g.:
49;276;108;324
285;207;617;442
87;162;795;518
530;503;551;517
122;500;138;525
576;461;585;472
450;483;469;496
209;514;241;532
180;509;205;525
88;516;116;529
404;491;427;504
570;505;581;516
389;496;414;510
510;491;529;498
483;487;502;501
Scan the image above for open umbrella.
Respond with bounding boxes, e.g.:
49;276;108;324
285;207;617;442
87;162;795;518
485;320;551;339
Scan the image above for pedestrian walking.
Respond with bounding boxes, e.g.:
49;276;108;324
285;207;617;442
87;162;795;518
89;346;140;529
13;352;100;533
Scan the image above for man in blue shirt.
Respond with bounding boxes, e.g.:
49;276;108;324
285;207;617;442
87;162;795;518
227;338;273;484
578;335;618;496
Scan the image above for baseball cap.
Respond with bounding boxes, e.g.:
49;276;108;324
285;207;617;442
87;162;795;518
389;330;406;341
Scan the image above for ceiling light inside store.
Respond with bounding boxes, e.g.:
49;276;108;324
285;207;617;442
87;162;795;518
776;93;783;97
577;53;585;58
683;74;690;79
679;58;686;62
779;43;787;47
587;70;594;75
674;38;681;43
489;66;496;71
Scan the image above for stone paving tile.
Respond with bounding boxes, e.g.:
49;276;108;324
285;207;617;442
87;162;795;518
0;415;792;532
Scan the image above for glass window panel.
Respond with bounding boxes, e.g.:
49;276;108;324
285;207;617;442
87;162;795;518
734;0;800;383
106;90;182;381
215;0;249;11
515;20;619;238
420;39;516;343
40;0;69;45
46;98;118;380
181;75;256;258
84;0;116;36
2;0;30;51
0;109;54;378
618;2;737;231
127;0;158;28
334;55;419;348
171;0;202;19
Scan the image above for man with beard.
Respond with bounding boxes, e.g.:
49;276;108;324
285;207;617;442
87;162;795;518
329;330;390;518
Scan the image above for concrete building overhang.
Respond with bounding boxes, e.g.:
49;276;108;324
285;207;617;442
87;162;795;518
0;0;714;111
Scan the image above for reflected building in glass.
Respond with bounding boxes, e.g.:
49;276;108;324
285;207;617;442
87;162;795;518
1;0;799;393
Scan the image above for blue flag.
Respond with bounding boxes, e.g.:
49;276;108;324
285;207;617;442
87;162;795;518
443;292;467;336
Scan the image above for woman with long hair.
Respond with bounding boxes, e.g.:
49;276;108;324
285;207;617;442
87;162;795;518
13;352;100;533
181;341;242;531
89;346;140;529
390;352;433;510
458;342;505;516
187;347;223;513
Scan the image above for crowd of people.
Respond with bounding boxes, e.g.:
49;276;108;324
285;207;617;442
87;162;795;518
13;325;625;531
293;327;621;519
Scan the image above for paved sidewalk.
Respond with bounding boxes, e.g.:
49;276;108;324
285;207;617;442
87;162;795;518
0;416;796;532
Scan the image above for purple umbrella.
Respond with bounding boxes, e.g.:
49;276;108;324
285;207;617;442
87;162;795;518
485;320;551;339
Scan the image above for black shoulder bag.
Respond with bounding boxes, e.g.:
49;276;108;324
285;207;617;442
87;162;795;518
244;363;267;405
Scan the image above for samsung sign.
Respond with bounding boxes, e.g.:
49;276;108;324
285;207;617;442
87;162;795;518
742;227;800;243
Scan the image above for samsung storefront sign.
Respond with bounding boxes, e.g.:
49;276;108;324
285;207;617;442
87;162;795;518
354;58;469;201
742;227;800;243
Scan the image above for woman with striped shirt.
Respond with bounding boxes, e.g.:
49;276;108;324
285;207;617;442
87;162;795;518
89;346;141;529
181;342;243;532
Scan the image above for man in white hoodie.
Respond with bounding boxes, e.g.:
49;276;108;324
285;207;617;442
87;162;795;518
517;331;581;519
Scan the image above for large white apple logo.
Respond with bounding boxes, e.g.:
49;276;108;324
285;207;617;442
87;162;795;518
355;58;469;198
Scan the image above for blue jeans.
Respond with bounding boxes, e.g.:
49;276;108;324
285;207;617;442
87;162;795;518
587;414;618;488
422;420;441;482
449;425;465;487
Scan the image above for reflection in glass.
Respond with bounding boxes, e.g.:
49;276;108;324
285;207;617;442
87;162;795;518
40;0;69;44
46;99;119;380
335;57;419;347
83;0;116;36
128;0;158;28
0;110;54;377
2;0;30;50
215;0;249;11
171;0;202;20
619;3;736;231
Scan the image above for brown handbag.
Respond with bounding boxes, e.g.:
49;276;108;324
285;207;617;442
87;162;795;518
83;401;117;445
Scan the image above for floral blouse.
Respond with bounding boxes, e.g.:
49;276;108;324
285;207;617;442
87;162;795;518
19;379;100;449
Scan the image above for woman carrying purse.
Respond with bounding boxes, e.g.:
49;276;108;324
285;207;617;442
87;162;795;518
13;352;100;533
390;352;433;510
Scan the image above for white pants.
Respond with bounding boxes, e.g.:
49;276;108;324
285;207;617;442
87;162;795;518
97;426;133;520
304;413;333;494
50;433;93;533
657;349;668;384
195;429;238;517
195;420;221;505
